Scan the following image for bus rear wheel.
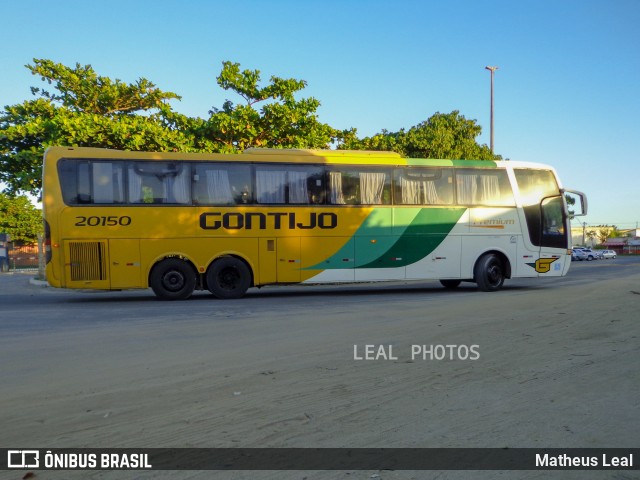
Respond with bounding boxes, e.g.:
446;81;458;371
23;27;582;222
206;257;251;299
474;253;505;292
150;258;196;300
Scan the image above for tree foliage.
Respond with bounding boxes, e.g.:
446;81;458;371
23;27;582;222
341;111;499;160
0;193;42;242
1;59;498;198
0;59;193;195
597;225;621;244
201;61;343;152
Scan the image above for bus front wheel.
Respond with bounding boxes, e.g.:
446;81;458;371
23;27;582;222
150;258;197;300
474;253;505;292
206;257;251;299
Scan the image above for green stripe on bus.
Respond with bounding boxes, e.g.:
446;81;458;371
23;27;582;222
306;207;466;270
358;207;466;268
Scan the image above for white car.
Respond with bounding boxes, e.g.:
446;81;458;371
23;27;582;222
574;247;601;260
600;249;617;259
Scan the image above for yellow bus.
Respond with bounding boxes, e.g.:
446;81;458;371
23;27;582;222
42;146;587;300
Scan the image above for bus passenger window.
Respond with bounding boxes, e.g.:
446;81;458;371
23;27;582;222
193;163;252;205
58;159;125;205
328;169;391;205
128;162;190;204
514;169;560;206
394;168;453;205
455;169;514;206
255;165;325;204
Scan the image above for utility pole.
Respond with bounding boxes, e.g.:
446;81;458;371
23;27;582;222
485;66;498;153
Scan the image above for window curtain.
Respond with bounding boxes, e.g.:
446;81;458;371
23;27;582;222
329;171;345;204
457;174;478;204
112;167;123;203
128;167;143;203
288;171;309;204
257;169;286;203
92;163;114;203
480;175;500;204
360;172;386;204
171;169;191;204
206;170;234;204
424;181;440;204
400;176;420;204
400;176;440;205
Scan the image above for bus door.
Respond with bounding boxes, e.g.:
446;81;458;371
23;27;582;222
538;195;570;276
519;195;569;277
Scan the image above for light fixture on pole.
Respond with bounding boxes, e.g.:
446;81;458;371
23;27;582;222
485;66;498;153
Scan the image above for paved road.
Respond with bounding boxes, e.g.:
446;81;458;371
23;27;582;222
0;257;639;480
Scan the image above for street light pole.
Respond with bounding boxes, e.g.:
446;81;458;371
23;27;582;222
485;66;498;153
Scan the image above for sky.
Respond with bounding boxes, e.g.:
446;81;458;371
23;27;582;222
1;0;638;229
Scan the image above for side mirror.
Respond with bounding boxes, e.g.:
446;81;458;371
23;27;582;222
564;190;588;217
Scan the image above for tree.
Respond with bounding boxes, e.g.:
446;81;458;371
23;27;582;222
0;59;193;196
2;59;498;198
596;225;620;245
0;193;42;243
341;111;500;160
198;61;343;152
0;60;344;197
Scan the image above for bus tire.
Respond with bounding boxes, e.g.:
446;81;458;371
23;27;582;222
474;253;505;292
149;258;196;300
206;256;251;299
440;279;461;289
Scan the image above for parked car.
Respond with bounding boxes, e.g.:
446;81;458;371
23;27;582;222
573;247;601;260
572;249;589;261
600;249;617;259
583;248;602;260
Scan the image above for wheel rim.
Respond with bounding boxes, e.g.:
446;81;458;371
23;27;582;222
487;262;503;287
163;270;186;292
218;267;240;291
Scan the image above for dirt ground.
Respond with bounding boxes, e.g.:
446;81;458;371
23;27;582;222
0;259;638;480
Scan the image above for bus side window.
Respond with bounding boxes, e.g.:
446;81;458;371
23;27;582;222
92;162;125;204
256;165;325;205
394;168;453;205
513;169;559;206
455;169;514;206
328;168;391;205
193;163;252;205
128;162;190;204
291;166;325;204
58;160;125;205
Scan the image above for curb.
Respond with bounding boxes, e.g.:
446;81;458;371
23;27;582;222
29;277;49;287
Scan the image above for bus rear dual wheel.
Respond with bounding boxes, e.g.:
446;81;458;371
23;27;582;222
206;256;251;299
150;258;197;300
150;257;252;300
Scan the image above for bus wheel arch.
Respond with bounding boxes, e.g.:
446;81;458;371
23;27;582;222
206;255;253;299
473;251;511;292
149;256;198;300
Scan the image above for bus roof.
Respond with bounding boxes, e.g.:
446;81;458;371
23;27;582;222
43;146;555;171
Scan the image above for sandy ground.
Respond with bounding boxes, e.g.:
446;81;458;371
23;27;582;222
0;260;639;480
